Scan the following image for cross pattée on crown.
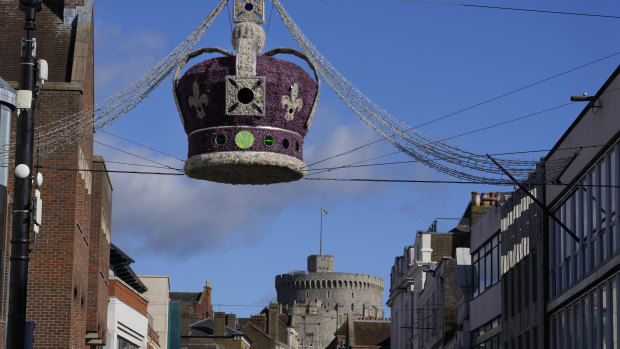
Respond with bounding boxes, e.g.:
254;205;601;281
232;0;265;24
226;0;267;117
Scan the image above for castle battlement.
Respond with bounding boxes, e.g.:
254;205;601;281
275;255;385;348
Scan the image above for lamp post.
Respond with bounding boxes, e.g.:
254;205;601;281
7;0;42;347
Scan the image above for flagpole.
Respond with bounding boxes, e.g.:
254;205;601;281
320;207;323;256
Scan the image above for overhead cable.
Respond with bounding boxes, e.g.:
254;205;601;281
404;0;620;20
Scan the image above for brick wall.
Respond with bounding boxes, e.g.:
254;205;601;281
0;1;97;348
441;259;458;342
108;278;148;317
196;282;213;319
431;234;469;261
87;158;112;342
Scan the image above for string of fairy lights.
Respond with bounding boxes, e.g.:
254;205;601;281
1;0;615;186
270;0;575;185
0;0;229;163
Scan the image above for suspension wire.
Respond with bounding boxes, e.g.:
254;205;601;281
35;166;184;176
308;83;620;174
304;52;620;171
438;102;575;142
404;0;620;20
98;130;185;162
93;140;184;173
305;144;606;175
270;0;599;184
266;1;275;34
305;177;620;188
305;100;576;171
305;139;384;167
413;51;620;129
306;101;577;177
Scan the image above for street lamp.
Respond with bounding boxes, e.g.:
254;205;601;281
7;0;42;348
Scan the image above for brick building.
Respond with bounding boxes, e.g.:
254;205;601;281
387;192;492;349
168;281;214;348
182;312;251;349
0;0;111;347
237;303;298;349
326;316;391;349
107;244;150;348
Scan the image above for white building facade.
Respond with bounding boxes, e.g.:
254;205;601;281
106;277;150;349
140;274;171;349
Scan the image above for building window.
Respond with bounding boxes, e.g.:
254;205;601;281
472;232;501;298
118;336;139;349
549;141;620;295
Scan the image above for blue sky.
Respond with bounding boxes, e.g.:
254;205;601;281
93;0;620;317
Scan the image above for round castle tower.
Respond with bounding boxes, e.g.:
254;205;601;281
275;255;384;348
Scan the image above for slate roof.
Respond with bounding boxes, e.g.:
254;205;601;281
188;318;246;337
169;292;202;302
353;321;391;347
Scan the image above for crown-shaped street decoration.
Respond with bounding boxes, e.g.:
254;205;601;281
173;0;320;184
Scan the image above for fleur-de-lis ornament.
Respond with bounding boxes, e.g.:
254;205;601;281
282;83;303;121
188;81;208;119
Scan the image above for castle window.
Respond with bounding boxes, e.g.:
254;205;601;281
215;134;226;145
351;303;354;311
264;135;274;146
282;139;290;149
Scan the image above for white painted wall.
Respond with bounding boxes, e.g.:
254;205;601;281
106;297;149;349
139;274;170;349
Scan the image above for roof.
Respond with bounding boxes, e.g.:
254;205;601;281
170;292;202;302
0;76;16;108
110;243;147;293
188;318;246;337
353;321;391;347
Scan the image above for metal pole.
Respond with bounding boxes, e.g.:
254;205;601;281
320;208;323;256
7;1;41;348
486;154;579;242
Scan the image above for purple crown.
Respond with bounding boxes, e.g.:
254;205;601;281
174;16;320;185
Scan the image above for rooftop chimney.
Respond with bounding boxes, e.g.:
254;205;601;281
214;312;226;336
225;314;237;330
267;302;279;338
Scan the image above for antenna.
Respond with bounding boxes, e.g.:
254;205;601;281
320;207;327;256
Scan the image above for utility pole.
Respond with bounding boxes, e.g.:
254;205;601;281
7;0;42;347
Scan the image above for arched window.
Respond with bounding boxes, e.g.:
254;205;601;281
311;280;315;288
327;280;331;288
322;280;326;288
